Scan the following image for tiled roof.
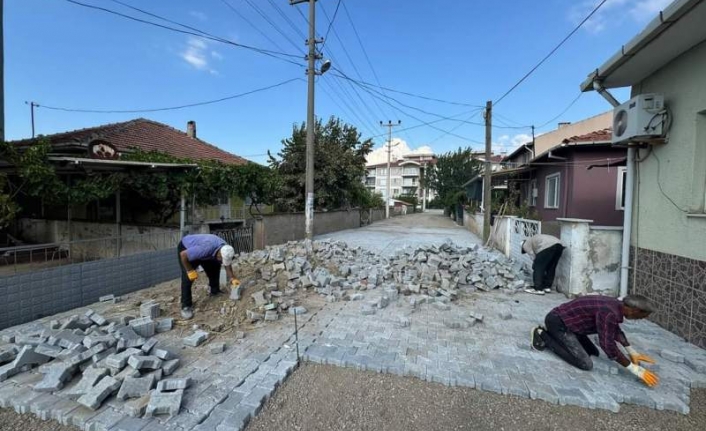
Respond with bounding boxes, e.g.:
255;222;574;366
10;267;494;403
563;128;613;143
13;118;247;165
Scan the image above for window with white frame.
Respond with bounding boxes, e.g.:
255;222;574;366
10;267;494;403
377;168;387;176
616;167;627;210
529;179;538;207
545;173;560;209
377;178;387;187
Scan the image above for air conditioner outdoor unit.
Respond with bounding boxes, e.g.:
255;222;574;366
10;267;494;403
612;94;665;144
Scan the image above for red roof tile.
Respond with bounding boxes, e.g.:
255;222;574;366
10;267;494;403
563;128;613;143
14;118;247;165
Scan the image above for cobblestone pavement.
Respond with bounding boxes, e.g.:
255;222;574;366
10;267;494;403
1;211;705;431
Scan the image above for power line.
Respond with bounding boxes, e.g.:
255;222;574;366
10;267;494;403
219;0;288;54
491;92;585;131
243;0;305;54
321;0;342;51
266;0;307;41
63;0;303;65
535;93;584;129
34;78;303;113
493;0;609;106
367;108;483;139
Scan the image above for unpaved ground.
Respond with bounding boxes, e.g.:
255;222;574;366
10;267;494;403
247;363;706;431
0;408;77;431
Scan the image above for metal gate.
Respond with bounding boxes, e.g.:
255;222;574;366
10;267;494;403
213;224;253;254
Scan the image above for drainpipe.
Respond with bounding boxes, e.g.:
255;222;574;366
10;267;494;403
593;81;630;298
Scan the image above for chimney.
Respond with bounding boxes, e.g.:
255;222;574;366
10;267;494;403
558;122;571;129
187;121;197;139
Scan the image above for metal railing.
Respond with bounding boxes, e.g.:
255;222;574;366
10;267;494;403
0;230;181;275
212;224;253;254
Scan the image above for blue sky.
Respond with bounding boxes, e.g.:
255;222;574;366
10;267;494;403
5;0;671;163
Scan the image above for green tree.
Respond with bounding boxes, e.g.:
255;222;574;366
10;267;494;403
268;117;373;211
424;147;481;213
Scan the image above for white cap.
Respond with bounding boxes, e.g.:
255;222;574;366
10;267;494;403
220;245;235;266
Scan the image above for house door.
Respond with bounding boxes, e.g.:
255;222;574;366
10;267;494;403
217;193;231;220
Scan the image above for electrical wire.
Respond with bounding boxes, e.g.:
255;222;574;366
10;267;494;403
493;0;609;106
34;78;303;113
652;151;688;213
219;0;289;54
321;0;343;51
63;0;303;65
243;0;305;54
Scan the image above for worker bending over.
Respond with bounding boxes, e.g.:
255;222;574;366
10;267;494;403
521;234;565;295
177;234;240;320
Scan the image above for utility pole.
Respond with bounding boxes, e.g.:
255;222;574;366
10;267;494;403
483;100;492;242
26;102;37;138
291;0;323;240
380;120;401;219
0;0;4;143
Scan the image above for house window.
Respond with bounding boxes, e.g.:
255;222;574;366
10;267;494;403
545;173;560;209
377;168;387;176
377;178;387;187
529;179;538;207
616;167;627;210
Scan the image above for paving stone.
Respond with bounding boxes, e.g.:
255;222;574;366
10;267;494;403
288;306;307;315
65;367;111;400
83;406;124;431
127;356;162;371
141;339;158;355
99;295;116;303
129;318;156;338
361;305;376;315
140;302;161;319
34;344;64;358
144;389;183;418
239;386;271;414
12;386;45;413
264;310;279;321
216;404;255;431
34;361;78;392
108;416;154;431
117;375;156;401
183;331;209;348
77;376;121;410
84;335;117;349
156;378;193;392
251;291;267;307
433;302;450;311
106;349;142;370
123;391;152;418
155;319;173;334
498;311;513;320
151;349;174;361
210;343;226;355
10;345;51;369
89;312;108;327
162;359;180;376
113;366;141;383
29;393;63;420
685;356;706;373
661;349;685;363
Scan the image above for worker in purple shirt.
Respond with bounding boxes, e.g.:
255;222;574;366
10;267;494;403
531;295;659;387
178;234;240;320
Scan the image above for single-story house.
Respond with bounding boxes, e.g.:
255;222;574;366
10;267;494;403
579;0;706;347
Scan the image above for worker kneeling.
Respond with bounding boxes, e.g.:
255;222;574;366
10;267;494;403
531;295;659;387
177;234;241;320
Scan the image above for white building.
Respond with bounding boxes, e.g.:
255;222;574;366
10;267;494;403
364;153;437;203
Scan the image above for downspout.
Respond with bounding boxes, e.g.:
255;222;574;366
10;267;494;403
593;80;630;298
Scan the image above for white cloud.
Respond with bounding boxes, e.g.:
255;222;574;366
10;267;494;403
180;37;219;74
365;139;435;165
493;133;532;155
570;0;672;34
211;51;224;60
189;11;208;21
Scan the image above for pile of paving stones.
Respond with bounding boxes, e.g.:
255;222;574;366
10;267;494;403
0;302;197;419
234;239;531;321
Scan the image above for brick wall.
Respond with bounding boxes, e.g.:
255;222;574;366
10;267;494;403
630;246;706;348
0;249;180;329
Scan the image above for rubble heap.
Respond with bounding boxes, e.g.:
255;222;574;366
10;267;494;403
0;307;187;419
234;239;530;321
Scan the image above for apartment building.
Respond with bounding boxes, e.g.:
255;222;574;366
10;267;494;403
364;154;436;203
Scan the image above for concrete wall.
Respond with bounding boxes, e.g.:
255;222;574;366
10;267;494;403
0;248;179;329
463;211;484;238
262;210;362;246
489;216;511;256
533;111;612;155
631;40;706;261
555;219;622;298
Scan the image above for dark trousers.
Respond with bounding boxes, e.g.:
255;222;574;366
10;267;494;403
540;312;597;371
532;243;564;291
178;242;221;308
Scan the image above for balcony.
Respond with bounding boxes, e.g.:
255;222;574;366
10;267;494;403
402;169;420;177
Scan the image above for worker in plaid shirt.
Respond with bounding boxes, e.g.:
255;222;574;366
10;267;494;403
531;295;659;387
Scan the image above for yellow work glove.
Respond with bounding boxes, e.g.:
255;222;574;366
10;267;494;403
627;363;659;387
230;278;241;287
187;270;198;282
626;346;656;365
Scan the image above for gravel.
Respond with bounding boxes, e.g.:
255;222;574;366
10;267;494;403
246;363;706;431
0;408;77;431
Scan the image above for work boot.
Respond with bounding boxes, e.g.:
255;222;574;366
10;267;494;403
181;307;194;320
209;289;226;297
531;327;546;351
